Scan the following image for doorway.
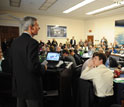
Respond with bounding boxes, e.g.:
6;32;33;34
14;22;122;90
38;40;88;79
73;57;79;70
0;25;19;43
87;35;94;45
0;25;19;58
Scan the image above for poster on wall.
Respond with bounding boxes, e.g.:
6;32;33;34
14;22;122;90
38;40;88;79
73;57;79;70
115;19;124;45
115;33;124;45
47;25;67;38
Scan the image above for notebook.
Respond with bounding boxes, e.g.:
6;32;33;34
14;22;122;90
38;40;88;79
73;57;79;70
46;52;60;68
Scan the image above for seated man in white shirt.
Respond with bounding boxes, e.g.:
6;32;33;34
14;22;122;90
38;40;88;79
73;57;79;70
80;52;114;107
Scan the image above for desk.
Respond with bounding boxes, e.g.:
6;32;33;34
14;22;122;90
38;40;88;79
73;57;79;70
114;74;124;104
111;54;124;58
43;62;73;107
111;54;124;67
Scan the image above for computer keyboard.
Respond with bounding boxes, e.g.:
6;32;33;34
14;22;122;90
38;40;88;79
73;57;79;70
47;63;57;69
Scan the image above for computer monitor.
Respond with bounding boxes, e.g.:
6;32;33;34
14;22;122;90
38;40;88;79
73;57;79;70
46;52;60;62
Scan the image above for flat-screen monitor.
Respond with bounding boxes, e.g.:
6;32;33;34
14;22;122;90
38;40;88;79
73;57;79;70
46;52;60;62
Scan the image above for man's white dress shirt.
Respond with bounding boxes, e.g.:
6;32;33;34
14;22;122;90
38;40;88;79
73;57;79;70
80;64;114;97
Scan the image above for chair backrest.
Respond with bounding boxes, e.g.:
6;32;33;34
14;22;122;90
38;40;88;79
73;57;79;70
109;57;118;67
77;79;95;107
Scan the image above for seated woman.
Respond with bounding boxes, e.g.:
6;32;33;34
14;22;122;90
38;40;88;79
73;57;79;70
110;47;118;54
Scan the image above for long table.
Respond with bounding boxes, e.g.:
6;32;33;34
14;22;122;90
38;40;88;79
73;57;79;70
114;74;124;105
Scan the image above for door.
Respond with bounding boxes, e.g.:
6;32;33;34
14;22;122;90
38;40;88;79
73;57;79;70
0;25;19;58
87;35;94;45
0;26;19;43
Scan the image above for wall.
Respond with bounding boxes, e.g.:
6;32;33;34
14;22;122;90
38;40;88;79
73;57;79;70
0;11;84;44
1;11;124;45
84;14;124;45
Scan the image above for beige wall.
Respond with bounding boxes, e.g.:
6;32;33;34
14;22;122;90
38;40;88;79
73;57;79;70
84;14;124;45
115;26;124;36
0;11;84;44
1;11;124;45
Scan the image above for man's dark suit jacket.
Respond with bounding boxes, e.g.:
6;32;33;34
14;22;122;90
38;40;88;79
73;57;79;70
10;33;45;100
70;39;76;47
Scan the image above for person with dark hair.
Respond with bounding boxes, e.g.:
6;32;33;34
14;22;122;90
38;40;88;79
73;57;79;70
50;45;55;52
10;16;47;107
69;49;82;65
105;50;118;68
51;38;58;47
80;52;114;107
70;36;76;48
46;40;51;46
62;49;77;69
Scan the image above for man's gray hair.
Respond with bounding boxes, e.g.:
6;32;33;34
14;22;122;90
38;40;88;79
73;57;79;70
22;16;37;31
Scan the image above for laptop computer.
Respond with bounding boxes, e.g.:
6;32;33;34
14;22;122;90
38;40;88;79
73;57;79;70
46;52;60;68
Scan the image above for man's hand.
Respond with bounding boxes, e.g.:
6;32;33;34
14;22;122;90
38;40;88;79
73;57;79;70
88;59;95;68
44;65;47;71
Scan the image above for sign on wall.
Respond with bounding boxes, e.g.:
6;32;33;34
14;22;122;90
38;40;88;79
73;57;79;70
115;19;124;45
47;25;67;38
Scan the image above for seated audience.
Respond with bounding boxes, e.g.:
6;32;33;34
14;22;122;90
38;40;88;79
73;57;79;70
80;53;114;107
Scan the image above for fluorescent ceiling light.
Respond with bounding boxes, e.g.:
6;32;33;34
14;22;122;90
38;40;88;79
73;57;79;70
63;0;95;13
86;1;124;15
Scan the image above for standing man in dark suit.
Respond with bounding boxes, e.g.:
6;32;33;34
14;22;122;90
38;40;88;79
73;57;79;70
10;16;47;107
70;36;76;48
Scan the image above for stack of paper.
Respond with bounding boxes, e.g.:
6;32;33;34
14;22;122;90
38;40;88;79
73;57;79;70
114;78;124;83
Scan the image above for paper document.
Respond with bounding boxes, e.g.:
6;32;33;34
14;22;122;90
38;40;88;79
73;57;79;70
41;60;48;65
114;78;124;83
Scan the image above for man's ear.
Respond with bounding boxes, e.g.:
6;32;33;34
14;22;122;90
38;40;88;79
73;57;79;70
29;26;32;31
28;26;34;35
100;59;103;64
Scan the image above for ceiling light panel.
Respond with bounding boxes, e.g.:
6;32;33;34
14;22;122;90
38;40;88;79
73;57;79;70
39;0;58;10
86;1;124;15
46;0;57;3
63;0;95;13
10;0;21;7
